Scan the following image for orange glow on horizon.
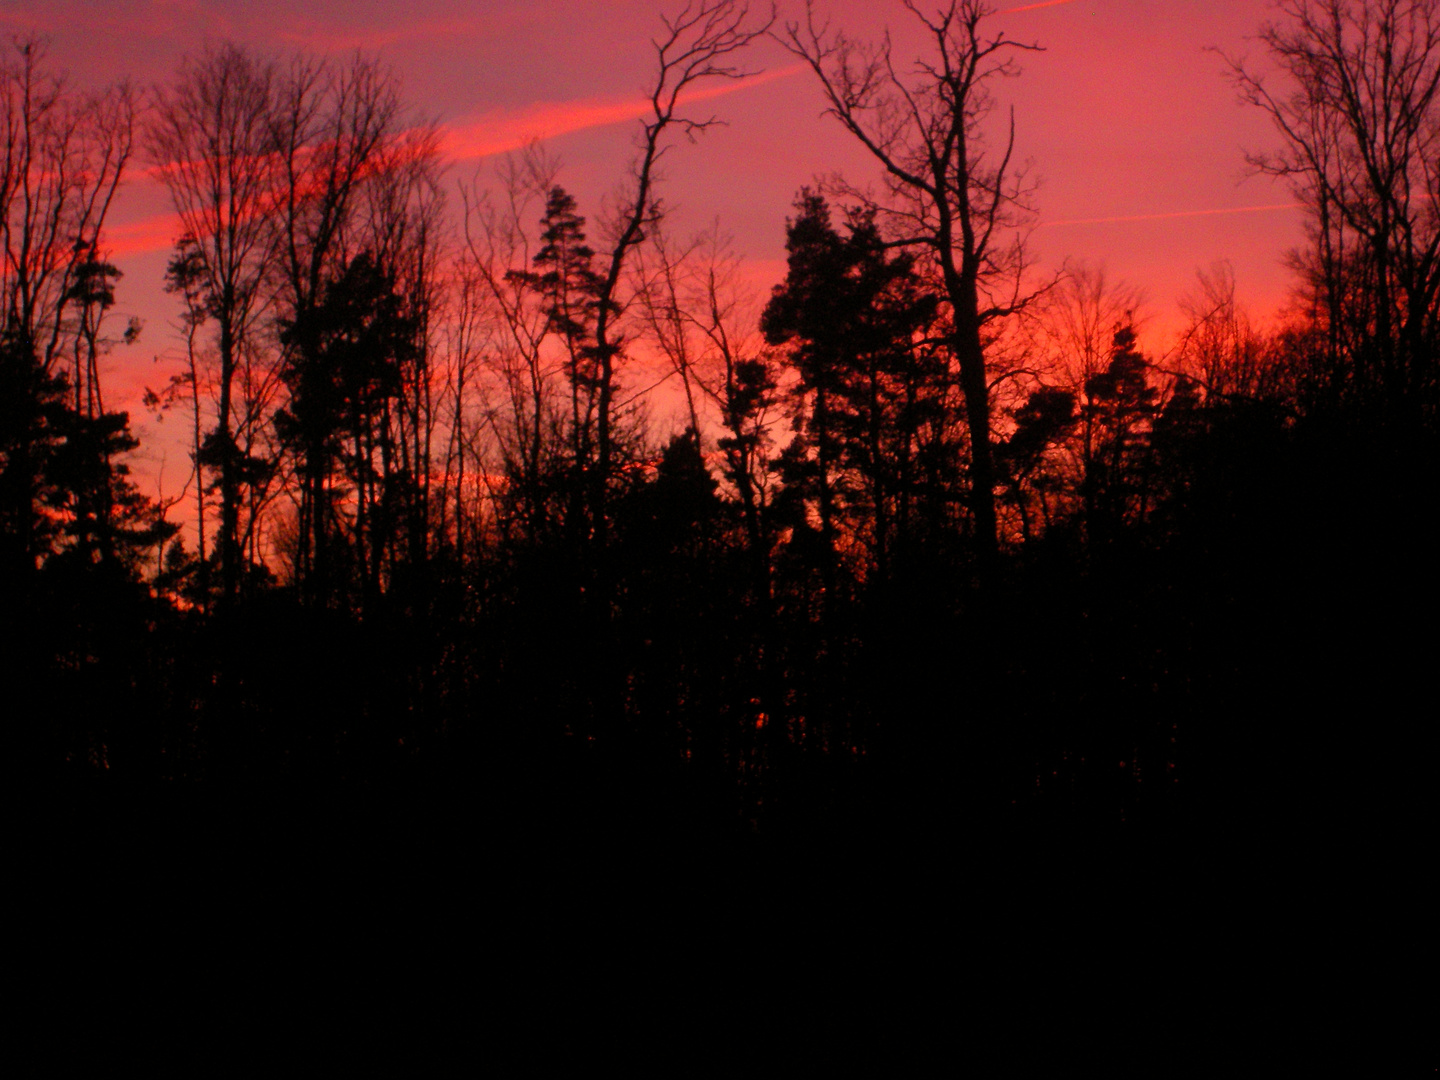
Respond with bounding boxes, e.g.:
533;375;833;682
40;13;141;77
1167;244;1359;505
26;0;1317;530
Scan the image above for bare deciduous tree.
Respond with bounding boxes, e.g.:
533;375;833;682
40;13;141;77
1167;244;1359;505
779;0;1046;575
1039;264;1143;396
1;37;139;574
435;245;493;563
269;53;428;607
149;42;280;604
1025;264;1140;538
2;37;135;372
588;0;775;554
1226;0;1440;418
633;225;707;443
1176;262;1274;401
633;224;779;592
460;148;566;547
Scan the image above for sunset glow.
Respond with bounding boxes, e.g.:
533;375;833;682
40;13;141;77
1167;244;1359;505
30;0;1308;505
10;6;1433;1034
1038;203;1308;229
441;63;808;162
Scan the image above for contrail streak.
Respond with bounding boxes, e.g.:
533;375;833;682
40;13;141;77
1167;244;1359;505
1039;203;1304;228
999;0;1083;14
444;63;807;162
110;66;811;259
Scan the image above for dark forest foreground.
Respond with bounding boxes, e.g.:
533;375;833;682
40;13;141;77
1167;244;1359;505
5;0;1438;1068
11;425;1434;1069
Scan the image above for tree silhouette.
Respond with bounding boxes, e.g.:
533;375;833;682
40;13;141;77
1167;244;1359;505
508;186;603;554
763;193;942;585
780;0;1047;579
997;385;1077;543
1081;325;1159;547
0;39;140;583
149;43;279;606
0;334;67;580
586;0;775;562
1226;0;1440;421
277;252;419;609
10;10;1438;994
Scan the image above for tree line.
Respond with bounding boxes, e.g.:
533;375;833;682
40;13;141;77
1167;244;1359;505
4;0;1435;838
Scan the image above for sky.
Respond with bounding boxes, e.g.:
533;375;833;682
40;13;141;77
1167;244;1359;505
1;0;1308;496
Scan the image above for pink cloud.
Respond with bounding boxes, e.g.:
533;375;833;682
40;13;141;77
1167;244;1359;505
442;63;807;162
106;65;806;257
999;0;1084;13
105;212;184;258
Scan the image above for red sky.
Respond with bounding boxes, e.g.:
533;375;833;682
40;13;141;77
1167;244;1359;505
6;0;1306;495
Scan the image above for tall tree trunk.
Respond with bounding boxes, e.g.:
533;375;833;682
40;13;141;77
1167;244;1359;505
217;313;239;605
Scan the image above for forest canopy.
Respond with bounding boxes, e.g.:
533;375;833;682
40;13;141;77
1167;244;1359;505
3;0;1435;845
